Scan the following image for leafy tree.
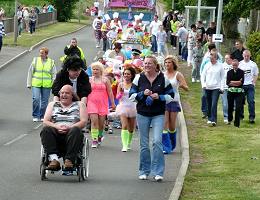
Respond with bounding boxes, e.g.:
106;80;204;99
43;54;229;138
49;0;78;22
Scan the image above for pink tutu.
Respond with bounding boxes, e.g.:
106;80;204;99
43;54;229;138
116;103;137;118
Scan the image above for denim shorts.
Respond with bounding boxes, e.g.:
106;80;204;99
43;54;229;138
166;101;181;112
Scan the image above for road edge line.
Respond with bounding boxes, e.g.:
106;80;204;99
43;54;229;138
168;107;190;200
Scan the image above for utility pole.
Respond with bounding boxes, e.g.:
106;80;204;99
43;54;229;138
197;0;201;21
216;0;223;50
14;0;18;44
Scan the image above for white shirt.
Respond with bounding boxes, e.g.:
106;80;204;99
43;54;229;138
239;60;259;85
201;61;225;90
149;20;162;36
176;27;188;43
94;1;99;8
222;62;232;89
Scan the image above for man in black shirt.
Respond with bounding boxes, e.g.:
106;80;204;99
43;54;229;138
226;58;245;127
231;39;245;61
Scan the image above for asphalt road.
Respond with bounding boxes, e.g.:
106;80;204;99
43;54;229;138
0;26;181;200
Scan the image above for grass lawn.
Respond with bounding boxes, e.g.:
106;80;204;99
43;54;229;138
179;62;260;200
4;19;90;47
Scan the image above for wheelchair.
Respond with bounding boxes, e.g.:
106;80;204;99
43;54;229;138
40;136;89;182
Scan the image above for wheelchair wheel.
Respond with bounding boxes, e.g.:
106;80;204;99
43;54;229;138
82;138;89;180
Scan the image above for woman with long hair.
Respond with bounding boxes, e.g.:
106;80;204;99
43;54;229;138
163;55;188;154
87;62;116;148
116;67;136;152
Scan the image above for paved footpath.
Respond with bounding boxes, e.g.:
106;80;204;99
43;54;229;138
0;26;188;200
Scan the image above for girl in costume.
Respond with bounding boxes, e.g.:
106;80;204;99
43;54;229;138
87;62;116;148
116;66;136;152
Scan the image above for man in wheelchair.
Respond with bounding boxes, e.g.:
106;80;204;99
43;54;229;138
40;84;87;170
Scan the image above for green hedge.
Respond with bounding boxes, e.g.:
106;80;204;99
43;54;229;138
246;32;260;67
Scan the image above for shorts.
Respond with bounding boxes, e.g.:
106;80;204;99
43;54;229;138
166;101;181;112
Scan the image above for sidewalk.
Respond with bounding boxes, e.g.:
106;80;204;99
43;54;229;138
0;46;28;69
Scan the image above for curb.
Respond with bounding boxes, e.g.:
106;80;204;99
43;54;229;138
0;50;29;71
168;108;190;200
0;24;88;71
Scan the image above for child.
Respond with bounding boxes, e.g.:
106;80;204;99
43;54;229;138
106;25;117;49
0;13;5;52
192;41;203;82
142;32;151;48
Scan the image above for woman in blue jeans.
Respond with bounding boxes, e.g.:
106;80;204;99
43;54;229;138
129;55;175;181
27;47;56;122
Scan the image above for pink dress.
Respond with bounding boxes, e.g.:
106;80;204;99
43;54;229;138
87;78;109;116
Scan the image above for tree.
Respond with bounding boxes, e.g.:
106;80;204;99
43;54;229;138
49;0;78;22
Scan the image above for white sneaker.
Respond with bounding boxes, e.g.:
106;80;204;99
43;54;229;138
33;118;39;122
224;119;229;124
138;174;148;180
154;175;163;182
91;140;98;148
121;147;128;152
207;120;212;124
192;78;195;83
211;122;216;127
196;79;200;82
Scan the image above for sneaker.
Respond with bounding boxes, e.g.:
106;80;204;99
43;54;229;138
211;122;216;127
192;78;195;83
249;119;255;124
154;175;163;182
98;136;104;145
33;118;39;122
138;174;147;180
64;159;73;168
207;120;212;125
202;114;207;119
224;119;229;124
40;118;44;122
121;147;127;152
108;128;113;134
48;159;61;170
196;79;200;82
91;140;98;148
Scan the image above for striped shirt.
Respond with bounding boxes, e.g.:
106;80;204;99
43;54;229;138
0;21;5;37
51;101;80;126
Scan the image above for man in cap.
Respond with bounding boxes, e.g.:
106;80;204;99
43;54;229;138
131;48;143;73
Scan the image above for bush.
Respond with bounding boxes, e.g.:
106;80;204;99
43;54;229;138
246;32;260;67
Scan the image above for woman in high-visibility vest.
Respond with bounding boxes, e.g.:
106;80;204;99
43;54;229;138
27;47;57;122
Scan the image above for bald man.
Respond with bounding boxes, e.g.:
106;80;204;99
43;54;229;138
239;50;259;123
40;85;87;170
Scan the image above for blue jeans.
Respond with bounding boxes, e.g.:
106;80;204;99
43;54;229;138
151;35;158;53
201;89;207;115
242;84;255;120
205;89;220;123
157;42;166;56
32;87;51;119
137;114;165;177
221;89;228;120
29;21;36;34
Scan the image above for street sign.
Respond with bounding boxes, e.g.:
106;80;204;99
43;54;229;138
212;34;223;43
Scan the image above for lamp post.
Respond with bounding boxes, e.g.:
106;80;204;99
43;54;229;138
14;0;18;44
197;0;201;21
216;0;223;50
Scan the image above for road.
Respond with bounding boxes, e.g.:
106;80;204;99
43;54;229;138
0;26;181;200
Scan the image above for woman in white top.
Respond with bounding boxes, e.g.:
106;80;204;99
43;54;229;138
163;55;188;153
200;49;224;126
116;67;136;152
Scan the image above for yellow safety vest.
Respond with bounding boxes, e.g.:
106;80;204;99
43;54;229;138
60;46;85;62
31;57;54;88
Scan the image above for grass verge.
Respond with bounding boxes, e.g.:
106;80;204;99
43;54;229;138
4;19;90;47
179;62;260;200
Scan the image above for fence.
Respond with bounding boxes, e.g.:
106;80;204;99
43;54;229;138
2;11;57;34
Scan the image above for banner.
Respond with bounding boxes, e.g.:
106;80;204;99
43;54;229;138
108;0;153;8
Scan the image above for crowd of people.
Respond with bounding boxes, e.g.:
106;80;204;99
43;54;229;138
24;8;258;182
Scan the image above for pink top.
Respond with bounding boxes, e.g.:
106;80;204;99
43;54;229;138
87;78;109;116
